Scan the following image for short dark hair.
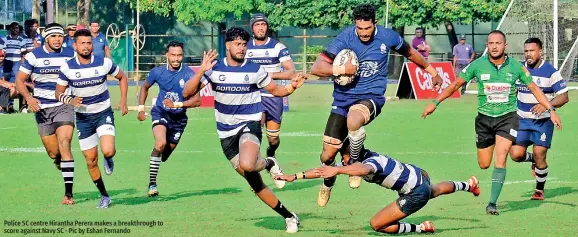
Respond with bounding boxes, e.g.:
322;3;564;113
90;20;99;25
416;27;424;32
73;29;92;41
524;37;543;49
489;30;507;42
166;41;184;51
225;27;250;43
352;4;376;22
9;22;19;28
25;19;39;27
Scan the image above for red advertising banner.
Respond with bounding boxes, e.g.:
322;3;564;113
395;62;460;100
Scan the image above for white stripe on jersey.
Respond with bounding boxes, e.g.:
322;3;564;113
20;46;74;109
57;55;119;114
212;90;261;105
517;61;568;119
246;38;291;97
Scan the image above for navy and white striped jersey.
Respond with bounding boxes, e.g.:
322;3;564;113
201;58;271;138
361;149;423;194
57;55;120;114
19;46;75;109
1;35;26;62
516;60;567;119
20;33;35;51
245;37;291;97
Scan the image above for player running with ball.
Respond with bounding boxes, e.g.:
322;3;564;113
310;3;443;207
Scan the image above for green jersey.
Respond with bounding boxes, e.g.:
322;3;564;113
459;55;533;117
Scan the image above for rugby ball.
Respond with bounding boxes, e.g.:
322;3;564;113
332;49;358;86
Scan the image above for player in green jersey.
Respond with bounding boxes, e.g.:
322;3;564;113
421;30;562;215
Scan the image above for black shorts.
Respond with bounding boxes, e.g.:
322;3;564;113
396;171;432;215
324;99;380;144
475;112;519;149
220;121;262;160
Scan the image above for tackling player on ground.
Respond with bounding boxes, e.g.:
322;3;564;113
137;41;201;197
276;144;480;235
422;31;562;215
15;23;76;205
310;3;443;206
246;13;296;189
182;27;306;233
55;29;129;208
509;38;568;200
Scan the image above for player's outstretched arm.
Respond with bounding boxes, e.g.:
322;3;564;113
405;47;442;90
317;162;374;179
274;168;323;182
263;73;306;97
183;50;217;98
271;59;296;80
114;69;129;116
422;78;466;119
527;82;562;129
14;70;39;112
137;80;153;121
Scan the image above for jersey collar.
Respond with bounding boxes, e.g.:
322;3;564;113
75;54;95;65
42;44;62;54
223;57;247;67
252;37;270;46
486;55;510;70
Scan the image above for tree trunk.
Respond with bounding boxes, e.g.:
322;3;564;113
77;0;91;26
32;0;41;20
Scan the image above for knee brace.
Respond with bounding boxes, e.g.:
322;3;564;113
349;104;371;124
266;129;280;138
323;135;343;149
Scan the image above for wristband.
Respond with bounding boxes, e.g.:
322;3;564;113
295;172;305;180
173;102;184;108
425;65;438;77
285;84;295;93
137;105;145;112
432;99;440;107
332;64;346;76
58;94;73;104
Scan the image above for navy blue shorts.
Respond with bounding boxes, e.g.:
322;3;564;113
396;172;432;215
151;106;188;144
261;96;283;124
331;94;385;119
76;108;115;151
516;118;554;148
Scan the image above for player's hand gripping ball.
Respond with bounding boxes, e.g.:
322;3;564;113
332;49;358;86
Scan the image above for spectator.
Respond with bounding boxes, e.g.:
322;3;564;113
2;22;27;112
0;50;17;114
89;20;111;58
453;34;476;94
63;24;76;49
24;19;44;48
412;27;430;60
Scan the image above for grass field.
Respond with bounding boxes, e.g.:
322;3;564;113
1;83;578;237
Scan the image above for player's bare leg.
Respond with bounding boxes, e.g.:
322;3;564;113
483;135;511;215
82;146;111;208
40;134;62;170
510;145;536;176
236;135;299;233
430;176;481;198
264;120;285;189
369;201;433;234
346;108;367;189
318;142;339;206
531;146;548;200
55;125;75;204
99;135;116;176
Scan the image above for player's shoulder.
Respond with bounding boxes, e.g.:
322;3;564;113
375;25;399;38
337;25;356;39
539;60;558;74
243;60;263;72
61;47;76;57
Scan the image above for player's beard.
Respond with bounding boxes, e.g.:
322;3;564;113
526;57;539;68
489;51;505;61
254;34;267;41
229;51;245;63
169;61;182;70
79;51;91;60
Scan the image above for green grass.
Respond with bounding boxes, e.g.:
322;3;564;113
1;84;578;237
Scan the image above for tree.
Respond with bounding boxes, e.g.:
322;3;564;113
77;0;91;25
32;0;41;20
122;0;262;24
